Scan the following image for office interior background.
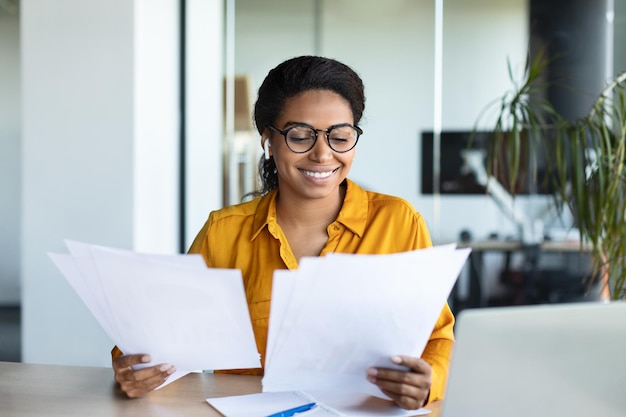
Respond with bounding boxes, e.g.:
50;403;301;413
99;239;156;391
1;0;625;366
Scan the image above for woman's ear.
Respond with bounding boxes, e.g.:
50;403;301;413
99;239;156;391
261;128;273;160
263;139;271;160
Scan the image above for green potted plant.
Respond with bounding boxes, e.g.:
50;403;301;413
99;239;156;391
474;51;626;300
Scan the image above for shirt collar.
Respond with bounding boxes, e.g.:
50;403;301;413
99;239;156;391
250;178;368;241
335;179;367;237
251;188;278;241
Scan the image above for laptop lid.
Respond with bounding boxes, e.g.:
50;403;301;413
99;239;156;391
441;302;626;417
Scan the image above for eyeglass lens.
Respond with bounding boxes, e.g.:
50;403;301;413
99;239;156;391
285;125;358;153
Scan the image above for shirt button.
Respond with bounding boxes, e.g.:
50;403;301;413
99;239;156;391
334;225;340;231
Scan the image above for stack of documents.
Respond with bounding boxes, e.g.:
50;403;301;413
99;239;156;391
50;240;469;414
48;240;261;386
208;244;471;416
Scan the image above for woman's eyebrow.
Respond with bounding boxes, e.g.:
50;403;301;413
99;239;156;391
281;121;353;129
281;121;310;127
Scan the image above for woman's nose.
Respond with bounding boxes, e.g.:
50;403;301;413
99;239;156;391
308;135;333;162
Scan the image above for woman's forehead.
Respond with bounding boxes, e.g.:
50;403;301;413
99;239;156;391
278;90;353;125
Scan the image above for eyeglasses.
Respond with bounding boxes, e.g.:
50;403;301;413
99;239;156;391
268;123;362;154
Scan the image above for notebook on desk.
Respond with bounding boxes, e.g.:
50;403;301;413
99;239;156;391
440;302;626;417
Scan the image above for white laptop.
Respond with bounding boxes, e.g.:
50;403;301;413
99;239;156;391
440;302;626;417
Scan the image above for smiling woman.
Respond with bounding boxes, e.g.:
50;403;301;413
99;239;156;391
111;56;455;411
266;89;357;206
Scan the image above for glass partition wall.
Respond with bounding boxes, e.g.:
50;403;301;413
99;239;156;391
439;0;529;308
221;0;529;241
222;0;319;206
219;0;623;243
223;0;438;208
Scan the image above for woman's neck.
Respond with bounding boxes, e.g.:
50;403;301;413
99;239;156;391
275;183;346;231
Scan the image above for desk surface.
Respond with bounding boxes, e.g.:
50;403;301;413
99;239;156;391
457;239;592;252
0;361;440;416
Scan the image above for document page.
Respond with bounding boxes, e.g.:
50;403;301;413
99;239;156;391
206;390;431;416
207;391;340;417
48;240;261;382
263;245;470;398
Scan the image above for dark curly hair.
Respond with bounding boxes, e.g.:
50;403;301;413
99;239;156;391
251;56;366;196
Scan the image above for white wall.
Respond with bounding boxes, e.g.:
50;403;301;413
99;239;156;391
134;0;180;253
184;0;224;250
21;0;180;366
234;0;316;87
0;4;21;305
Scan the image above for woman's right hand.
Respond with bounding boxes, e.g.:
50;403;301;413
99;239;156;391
112;354;176;398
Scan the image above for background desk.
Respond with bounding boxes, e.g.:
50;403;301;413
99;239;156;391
0;361;440;417
454;240;596;310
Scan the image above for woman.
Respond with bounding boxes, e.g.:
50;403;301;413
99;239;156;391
112;56;455;410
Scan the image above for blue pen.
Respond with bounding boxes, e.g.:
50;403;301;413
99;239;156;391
265;402;317;417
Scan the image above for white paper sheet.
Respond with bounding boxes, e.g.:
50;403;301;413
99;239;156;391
265;269;298;371
206;391;340;417
48;241;261;378
48;253;120;342
262;245;470;398
206;390;431;416
311;390;431;416
64;239;208;268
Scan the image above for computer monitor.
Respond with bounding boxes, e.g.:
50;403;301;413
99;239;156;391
420;130;557;195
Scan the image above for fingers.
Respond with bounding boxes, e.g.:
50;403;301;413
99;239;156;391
367;356;432;410
380;387;424;411
113;353;151;371
112;354;176;398
391;355;432;375
119;364;175;398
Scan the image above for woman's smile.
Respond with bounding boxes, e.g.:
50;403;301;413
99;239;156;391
299;167;340;179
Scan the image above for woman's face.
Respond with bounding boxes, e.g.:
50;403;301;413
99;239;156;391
267;89;357;202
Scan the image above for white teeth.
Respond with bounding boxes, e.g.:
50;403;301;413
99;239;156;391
302;169;334;179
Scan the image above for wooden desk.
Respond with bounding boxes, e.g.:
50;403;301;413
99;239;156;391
0;361;441;416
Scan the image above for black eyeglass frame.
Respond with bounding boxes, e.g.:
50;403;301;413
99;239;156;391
267;123;363;154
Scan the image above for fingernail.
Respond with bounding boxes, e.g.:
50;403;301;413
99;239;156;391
367;368;377;376
159;364;171;372
141;355;151;363
167;366;176;375
367;375;376;383
391;355;402;364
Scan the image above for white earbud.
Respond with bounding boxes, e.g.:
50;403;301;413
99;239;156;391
264;140;271;160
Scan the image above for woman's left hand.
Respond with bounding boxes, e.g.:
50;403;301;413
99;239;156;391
367;355;432;410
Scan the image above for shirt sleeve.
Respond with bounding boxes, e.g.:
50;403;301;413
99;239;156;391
422;302;455;404
411;211;455;404
187;214;212;262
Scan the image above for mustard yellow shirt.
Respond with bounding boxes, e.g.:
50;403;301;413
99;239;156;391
188;179;455;402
